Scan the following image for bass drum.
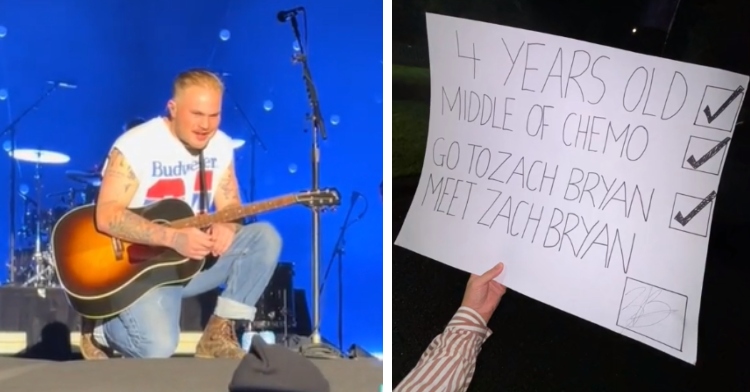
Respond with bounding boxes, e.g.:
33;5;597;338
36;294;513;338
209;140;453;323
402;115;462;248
253;262;296;330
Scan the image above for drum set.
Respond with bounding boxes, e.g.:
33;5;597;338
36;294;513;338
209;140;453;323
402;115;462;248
7;148;102;287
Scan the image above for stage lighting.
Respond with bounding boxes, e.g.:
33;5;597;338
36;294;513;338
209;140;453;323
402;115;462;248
219;29;231;41
0;26;7;38
263;100;273;111
293;40;301;51
0;88;8;100
330;115;340;125
288;163;297;174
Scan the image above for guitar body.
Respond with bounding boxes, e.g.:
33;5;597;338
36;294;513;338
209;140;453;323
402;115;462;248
52;198;202;319
50;187;342;319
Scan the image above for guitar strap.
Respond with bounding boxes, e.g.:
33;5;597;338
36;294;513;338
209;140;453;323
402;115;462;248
198;150;217;270
198;150;207;214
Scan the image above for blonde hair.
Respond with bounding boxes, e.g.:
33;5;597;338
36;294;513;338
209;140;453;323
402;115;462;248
172;69;224;98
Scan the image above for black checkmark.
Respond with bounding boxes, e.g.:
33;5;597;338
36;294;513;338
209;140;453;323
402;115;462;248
687;137;731;169
674;191;717;226
704;85;745;124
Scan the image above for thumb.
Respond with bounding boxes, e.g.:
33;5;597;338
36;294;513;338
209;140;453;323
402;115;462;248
475;262;504;285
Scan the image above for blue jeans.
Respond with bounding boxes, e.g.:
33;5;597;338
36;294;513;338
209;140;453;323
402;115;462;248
95;222;282;358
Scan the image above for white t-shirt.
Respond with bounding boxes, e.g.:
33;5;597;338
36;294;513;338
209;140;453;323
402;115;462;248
104;117;235;212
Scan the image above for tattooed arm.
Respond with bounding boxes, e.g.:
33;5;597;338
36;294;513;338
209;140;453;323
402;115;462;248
94;148;179;247
212;161;243;231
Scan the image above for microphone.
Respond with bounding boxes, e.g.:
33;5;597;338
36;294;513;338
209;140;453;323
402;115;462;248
276;7;303;22
47;81;77;89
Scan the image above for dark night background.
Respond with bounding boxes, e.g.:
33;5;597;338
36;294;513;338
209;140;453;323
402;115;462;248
393;0;750;390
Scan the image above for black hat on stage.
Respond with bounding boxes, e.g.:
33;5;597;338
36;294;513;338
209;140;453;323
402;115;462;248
228;335;330;392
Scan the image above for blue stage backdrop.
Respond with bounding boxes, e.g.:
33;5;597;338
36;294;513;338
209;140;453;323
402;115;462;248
0;0;383;354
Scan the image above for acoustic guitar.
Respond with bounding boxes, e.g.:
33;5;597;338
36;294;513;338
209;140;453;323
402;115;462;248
51;189;340;319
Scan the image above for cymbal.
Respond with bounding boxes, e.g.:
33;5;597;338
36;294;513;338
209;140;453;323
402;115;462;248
11;149;70;164
65;170;101;186
232;138;246;149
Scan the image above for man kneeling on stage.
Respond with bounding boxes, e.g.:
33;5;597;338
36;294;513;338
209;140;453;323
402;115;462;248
80;69;282;359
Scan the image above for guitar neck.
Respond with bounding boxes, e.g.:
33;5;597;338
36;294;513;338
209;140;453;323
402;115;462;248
170;195;298;229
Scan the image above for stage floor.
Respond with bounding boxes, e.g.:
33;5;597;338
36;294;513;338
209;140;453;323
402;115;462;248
0;286;381;391
0;356;383;392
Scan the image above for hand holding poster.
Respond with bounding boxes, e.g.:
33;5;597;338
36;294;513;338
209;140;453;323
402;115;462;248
395;13;749;364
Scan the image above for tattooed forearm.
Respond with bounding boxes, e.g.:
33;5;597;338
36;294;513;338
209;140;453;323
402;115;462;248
100;207;177;247
94;147;180;247
215;163;242;209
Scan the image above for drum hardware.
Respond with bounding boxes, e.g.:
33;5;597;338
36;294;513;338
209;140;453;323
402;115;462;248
18;191;36;206
9;148;70;287
9;249;35;283
8;165;101;285
22;265;56;287
17;193;39;249
47;188;87;208
65;169;102;204
0;83;66;284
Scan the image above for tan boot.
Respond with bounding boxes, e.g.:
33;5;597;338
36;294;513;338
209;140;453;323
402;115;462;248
195;315;246;359
80;317;113;360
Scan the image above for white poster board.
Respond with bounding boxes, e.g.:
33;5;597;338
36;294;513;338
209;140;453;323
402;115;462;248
395;13;749;364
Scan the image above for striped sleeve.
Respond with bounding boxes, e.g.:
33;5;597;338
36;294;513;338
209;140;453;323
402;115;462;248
394;306;492;392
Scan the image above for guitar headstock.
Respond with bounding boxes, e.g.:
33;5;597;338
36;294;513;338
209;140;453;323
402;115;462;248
296;188;341;209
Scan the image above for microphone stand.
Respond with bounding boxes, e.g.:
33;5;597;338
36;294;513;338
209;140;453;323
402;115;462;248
225;88;268;222
283;11;338;359
319;194;365;353
0;84;59;284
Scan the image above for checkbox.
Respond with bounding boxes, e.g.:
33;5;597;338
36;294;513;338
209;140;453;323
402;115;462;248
693;85;745;132
668;192;716;237
681;136;730;176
